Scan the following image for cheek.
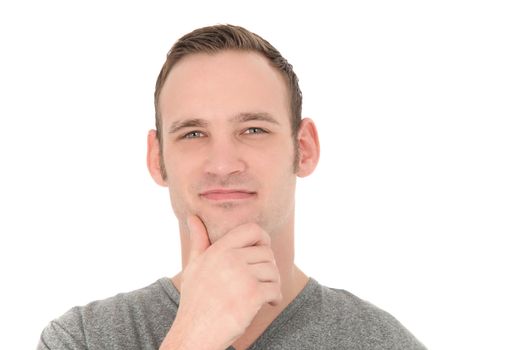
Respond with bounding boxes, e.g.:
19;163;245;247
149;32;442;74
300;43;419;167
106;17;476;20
260;138;296;173
164;146;199;179
164;153;198;206
256;147;296;196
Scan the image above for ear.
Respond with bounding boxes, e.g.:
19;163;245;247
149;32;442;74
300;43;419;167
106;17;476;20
147;129;168;187
295;118;320;178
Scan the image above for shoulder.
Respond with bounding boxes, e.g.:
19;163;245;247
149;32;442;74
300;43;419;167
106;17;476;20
304;279;426;349
38;278;178;350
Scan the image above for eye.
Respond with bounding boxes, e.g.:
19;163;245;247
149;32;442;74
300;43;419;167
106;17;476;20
244;127;268;135
182;131;205;139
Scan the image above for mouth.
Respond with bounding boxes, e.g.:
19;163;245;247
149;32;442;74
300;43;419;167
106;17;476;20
199;189;257;201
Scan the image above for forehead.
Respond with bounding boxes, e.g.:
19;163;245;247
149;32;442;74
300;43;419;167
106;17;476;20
158;50;290;126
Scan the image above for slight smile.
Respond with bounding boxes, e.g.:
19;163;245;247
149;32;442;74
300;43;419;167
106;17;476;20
199;189;257;201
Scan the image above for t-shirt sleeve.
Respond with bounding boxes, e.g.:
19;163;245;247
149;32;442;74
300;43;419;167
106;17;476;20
351;298;427;350
37;307;87;350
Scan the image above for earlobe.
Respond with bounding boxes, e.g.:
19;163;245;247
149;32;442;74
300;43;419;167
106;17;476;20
147;129;168;187
296;118;320;178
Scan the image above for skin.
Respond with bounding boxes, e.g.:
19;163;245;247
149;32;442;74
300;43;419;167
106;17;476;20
147;50;320;350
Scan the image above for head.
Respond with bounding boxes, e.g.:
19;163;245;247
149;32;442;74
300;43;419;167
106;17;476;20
154;24;304;179
147;24;319;242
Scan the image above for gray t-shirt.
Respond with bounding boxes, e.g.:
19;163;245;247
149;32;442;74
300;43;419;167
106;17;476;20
38;277;426;349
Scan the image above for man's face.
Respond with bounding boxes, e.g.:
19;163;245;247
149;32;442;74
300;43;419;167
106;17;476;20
157;50;297;242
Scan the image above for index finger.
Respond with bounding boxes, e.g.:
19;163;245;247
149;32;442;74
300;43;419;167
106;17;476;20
214;222;271;249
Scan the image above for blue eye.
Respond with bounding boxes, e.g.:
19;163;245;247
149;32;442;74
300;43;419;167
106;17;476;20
245;127;267;135
183;131;204;139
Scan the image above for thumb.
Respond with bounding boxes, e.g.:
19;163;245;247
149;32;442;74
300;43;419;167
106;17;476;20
187;215;211;263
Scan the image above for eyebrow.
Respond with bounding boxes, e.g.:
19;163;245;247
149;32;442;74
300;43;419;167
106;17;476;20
168;112;280;134
231;112;280;125
168;118;208;134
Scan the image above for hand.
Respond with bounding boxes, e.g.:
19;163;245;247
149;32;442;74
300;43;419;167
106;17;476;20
160;215;282;350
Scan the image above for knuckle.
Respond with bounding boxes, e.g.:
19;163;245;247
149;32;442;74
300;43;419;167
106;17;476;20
264;246;276;260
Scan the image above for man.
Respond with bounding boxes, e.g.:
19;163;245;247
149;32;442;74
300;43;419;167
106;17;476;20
38;24;426;350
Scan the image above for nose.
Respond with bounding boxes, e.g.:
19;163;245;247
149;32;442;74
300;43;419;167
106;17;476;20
203;136;247;177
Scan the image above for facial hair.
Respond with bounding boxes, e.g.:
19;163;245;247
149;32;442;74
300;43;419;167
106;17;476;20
192;172;262;243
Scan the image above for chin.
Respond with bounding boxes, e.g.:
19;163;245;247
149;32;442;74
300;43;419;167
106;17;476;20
199;209;261;243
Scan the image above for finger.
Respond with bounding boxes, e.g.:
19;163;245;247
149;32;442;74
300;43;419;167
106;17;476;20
249;262;280;283
216;222;271;249
187;215;211;263
238;246;276;265
257;281;283;307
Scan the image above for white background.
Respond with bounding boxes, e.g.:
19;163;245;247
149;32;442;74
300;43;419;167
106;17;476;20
1;1;524;349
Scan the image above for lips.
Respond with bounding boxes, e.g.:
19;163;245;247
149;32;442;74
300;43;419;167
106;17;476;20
200;189;257;201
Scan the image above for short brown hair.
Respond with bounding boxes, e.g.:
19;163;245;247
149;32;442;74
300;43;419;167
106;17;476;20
154;24;303;179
